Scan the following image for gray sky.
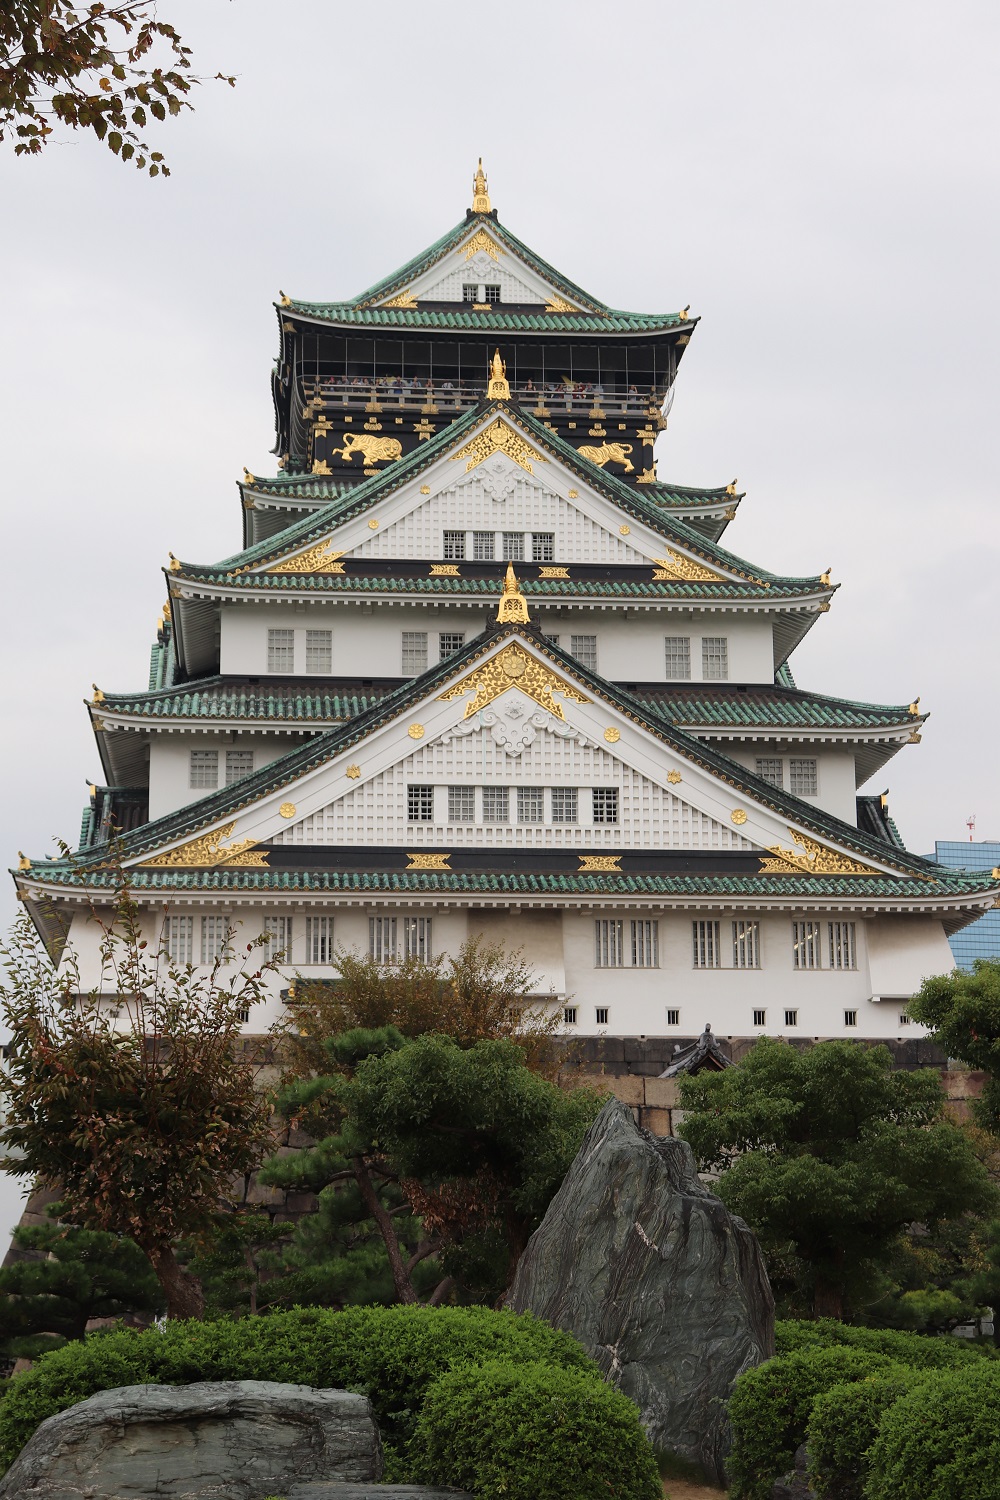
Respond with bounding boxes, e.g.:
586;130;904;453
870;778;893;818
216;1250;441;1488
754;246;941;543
0;0;997;1236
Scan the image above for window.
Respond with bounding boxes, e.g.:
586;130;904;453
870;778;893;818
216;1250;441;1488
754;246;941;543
235;1003;251;1025
448;786;475;822
755;758;784;789
267;628;295;672
370;915;397;963
595;1007;610;1026
563;1006;578;1025
899;1011;911;1026
305;629;332;673
551;787;578;823
543;633;560;647
702;637;729;680
631;919;659;967
570;634;597;671
517;787;544;824
403;916;434;961
664;637;691;680
224;749;254;786
200;915;227;965
732;920;761;969
789;758;818;796
438;631;465;660
442;530;466;560
844;1009;859;1027
483;284;501;304
407;785;434;822
792;920;821;970
592;787;619;824
305;915;334;965
163;915;193;964
828;921;857;970
784;1008;799;1027
462;283;478;303
472;531;495;561
262;916;293;962
189;750;219;789
531;532;555;562
666;1008;681;1027
401;631;428;675
753;1008;767;1027
482;786;509;823
692;920;721;969
502;531;524;561
595;920;624;968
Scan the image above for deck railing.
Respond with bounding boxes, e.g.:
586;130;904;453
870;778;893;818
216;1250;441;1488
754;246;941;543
299;377;667;418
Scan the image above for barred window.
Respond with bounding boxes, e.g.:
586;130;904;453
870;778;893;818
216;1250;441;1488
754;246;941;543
753;1008;767;1026
631;920;659;968
692;920;721;969
189;750;218;789
472;531;495;561
551;787;578;823
236;1003;250;1026
517;787;544;824
163;915;193;964
438;631;465;660
595;1006;610;1026
531;532;555;562
790;758;818;796
570;634;597;671
829;921;857;970
262;916;293;963
664;636;691;680
305;915;334;965
448;786;475;822
594;919;624;968
784;1008;799;1027
483;284;501;304
370;915;397;963
267;628;295;672
401;631;428;676
482;786;509;823
200;915;227;965
702;636;729;680
899;1011;911;1026
792;920;822;970
404;916;433;962
755;758;784;789
732;920;761;969
224;749;254;785
844;1009;858;1028
563;1006;578;1025
462;284;478;303
442;530;466;560
543;633;560;647
502;532;524;561
592;787;619;824
407;785;434;822
666;1008;680;1026
305;629;332;673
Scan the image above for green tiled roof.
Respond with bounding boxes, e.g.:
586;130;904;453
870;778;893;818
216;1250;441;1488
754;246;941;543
630;686;923;733
244;473;362;501
101;679;390;722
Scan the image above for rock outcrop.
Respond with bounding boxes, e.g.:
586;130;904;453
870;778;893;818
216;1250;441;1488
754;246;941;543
0;1381;383;1500
506;1096;774;1485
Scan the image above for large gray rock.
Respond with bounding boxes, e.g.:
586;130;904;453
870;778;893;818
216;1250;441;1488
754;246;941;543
0;1380;382;1500
506;1097;774;1485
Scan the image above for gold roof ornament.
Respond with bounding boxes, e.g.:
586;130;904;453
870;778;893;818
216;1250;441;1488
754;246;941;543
91;684;104;703
243;468;255;485
820;566;832;586
472;157;491;214
496;562;530;624
726;479;738;495
168;552;181;571
909;697;921;716
487;349;510;401
18;852;30;871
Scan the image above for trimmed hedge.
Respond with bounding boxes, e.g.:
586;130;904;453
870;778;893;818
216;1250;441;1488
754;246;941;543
865;1362;1000;1500
0;1306;595;1474
805;1369;919;1500
408;1358;662;1500
774;1317;987;1369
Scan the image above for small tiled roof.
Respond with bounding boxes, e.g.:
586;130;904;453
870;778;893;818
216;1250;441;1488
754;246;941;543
629;684;924;733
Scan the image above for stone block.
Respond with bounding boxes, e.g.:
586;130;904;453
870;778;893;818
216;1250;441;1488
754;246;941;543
603;1074;645;1106
941;1069;987;1099
644;1076;681;1109
639;1107;672;1137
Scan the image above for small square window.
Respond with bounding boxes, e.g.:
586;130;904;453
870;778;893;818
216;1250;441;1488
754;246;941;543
401;631;428;676
462;284;478;303
666;1008;681;1027
442;530;466;560
899;1011;911;1026
482;786;509;823
517;787;544;824
407;785;434;822
267;628;295;673
784;1008;799;1027
592;787;619;824
448;786;475;822
790;758;818;796
531;532;555;562
753;1008;767;1027
551;787;578;823
483;284;501;304
502;532;525;561
305;629;332;673
595;1007;610;1026
438;631;465;660
570;634;597;671
755;758;784;789
702;636;729;680
563;1005;578;1025
844;1009;858;1028
473;531;495;561
664;637;691;680
543;633;559;647
224;749;254;786
190;750;219;789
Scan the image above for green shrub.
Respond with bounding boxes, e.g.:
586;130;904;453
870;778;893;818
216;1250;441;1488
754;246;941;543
806;1369;919;1500
727;1347;895;1500
0;1306;594;1475
408;1358;661;1500
865;1362;1000;1500
775;1317;987;1369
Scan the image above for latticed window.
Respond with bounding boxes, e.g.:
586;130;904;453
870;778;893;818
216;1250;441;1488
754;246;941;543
664;637;691;680
753;1008;767;1027
225;749;253;785
462;284;478;303
594;920;623;968
473;531;495;561
563;1006;578;1025
702;637;729;680
189;750;218;789
828;921;857;970
442;530;466;560
404;916;433;961
543;633;559;647
784;1008;798;1027
592;787;618;824
305;915;334;965
306;629;332;673
200;915;227;965
551;787;577;823
755;758;784;789
899;1011;911;1026
407;785;434;822
438;632;465;660
790;758;818;795
262;916;292;962
267;628;295;672
531;532;555;562
595;1007;610;1026
163;915;193;964
570;634;597;671
483;284;501;304
517;787;544;824
631;920;659;968
666;1008;681;1026
401;632;428;675
448;786;475;822
502;532;524;561
732;920;760;969
792;920;821;970
370;916;397;963
482;786;509;823
692;920;721;969
844;1010;858;1028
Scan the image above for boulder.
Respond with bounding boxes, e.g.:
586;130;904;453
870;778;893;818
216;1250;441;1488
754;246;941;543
0;1381;382;1500
506;1096;774;1485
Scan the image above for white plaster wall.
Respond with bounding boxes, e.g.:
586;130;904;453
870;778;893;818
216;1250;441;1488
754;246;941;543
725;746;859;823
866;917;956;999
148;734;294;820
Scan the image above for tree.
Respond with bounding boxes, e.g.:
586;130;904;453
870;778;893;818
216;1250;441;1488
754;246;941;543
0;895;276;1319
908;960;1000;1131
677;1038;996;1320
0;2;233;174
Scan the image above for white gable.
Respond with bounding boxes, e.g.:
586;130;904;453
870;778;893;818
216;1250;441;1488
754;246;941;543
386;226;577;309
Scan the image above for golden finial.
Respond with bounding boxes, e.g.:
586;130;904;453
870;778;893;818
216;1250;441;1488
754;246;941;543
279;290;291;307
472;158;491;214
496;562;530;624
18;852;30;871
820;566;832;586
726;479;738;495
243;468;255;485
679;305;691;318
487;348;510;401
168;552;181;571
908;697;921;716
92;684;104;704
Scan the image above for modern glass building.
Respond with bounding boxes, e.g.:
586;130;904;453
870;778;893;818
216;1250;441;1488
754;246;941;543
931;842;1000;969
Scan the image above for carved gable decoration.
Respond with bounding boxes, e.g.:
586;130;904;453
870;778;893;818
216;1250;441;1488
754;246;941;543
450;418;546;476
439;643;589;721
139;822;269;868
758;830;879;877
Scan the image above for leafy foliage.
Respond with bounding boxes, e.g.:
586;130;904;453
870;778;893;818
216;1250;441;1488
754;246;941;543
774;1316;986;1369
408;1358;661;1500
865;1361;1000;1500
806;1371;919;1500
909;959;1000;1131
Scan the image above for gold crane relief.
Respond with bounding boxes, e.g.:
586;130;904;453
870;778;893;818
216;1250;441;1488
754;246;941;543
139;822;269;868
440;643;589;721
331;434;403;465
576;442;634;473
757;830;877;877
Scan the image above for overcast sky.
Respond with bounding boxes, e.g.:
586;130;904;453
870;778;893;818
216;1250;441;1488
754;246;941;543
0;0;997;1240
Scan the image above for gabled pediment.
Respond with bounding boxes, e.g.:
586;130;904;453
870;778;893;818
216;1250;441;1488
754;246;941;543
374;223;588;312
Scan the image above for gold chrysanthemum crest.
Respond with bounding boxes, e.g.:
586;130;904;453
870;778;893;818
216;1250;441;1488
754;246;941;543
450;418;546;475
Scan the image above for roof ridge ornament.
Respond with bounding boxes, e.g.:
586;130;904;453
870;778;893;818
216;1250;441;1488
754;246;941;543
487;348;510;401
472;157;491;214
497;562;530;624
